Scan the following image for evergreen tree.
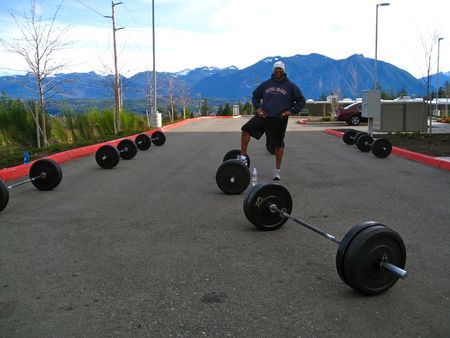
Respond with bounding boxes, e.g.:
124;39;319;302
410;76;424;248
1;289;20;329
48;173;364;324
243;102;253;114
217;104;224;116
201;99;210;116
223;103;232;116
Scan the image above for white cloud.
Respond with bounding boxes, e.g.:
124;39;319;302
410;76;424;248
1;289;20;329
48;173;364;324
0;0;449;78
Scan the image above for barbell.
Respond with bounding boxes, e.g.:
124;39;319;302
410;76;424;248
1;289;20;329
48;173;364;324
135;131;166;150
356;134;392;158
342;130;392;158
243;183;407;295
0;159;63;213
95;139;138;169
216;150;251;195
342;130;368;145
222;149;250;167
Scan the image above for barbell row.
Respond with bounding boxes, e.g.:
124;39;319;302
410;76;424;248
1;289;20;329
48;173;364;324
0;131;166;213
342;130;392;158
95;131;166;169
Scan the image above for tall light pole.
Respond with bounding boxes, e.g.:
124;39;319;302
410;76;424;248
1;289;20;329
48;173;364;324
152;0;157;115
435;37;444;116
374;2;390;89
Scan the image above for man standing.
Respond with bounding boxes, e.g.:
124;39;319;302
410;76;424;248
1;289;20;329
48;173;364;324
238;60;306;180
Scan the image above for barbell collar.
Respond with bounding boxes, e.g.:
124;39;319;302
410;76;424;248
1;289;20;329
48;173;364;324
269;204;340;244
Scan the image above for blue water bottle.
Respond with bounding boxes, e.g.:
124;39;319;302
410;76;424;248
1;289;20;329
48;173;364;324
23;151;30;164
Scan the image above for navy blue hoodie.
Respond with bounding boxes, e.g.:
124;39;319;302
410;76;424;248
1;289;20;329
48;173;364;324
251;73;306;118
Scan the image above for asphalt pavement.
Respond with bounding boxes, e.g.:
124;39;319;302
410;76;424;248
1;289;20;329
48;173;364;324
1;117;449;337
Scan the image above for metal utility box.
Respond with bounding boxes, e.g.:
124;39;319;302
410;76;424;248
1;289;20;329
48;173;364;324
404;103;427;131
373;102;426;132
362;90;381;118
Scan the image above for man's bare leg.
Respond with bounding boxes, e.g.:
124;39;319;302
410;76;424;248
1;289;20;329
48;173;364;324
241;131;250;156
275;146;284;170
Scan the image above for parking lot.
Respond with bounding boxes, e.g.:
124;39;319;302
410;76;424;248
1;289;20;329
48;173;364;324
1;117;449;337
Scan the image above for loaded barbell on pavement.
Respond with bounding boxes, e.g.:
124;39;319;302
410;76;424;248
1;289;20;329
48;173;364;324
243;183;407;295
0;159;63;213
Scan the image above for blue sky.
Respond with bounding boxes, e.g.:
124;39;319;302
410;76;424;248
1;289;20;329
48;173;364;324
0;0;448;79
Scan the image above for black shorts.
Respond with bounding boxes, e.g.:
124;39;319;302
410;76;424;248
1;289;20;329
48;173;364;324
241;115;288;148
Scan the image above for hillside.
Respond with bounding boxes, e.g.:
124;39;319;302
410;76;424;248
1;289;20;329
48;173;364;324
1;54;448;109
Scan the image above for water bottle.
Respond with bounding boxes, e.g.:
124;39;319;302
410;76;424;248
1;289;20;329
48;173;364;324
251;167;258;186
23;151;30;164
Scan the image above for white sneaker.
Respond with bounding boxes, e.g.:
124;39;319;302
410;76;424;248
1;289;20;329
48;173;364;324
237;154;248;167
272;169;281;181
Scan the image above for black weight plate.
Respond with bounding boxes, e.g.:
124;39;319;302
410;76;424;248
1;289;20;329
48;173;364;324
336;221;380;284
223;149;240;162
96;145;120;169
216;159;250;195
343;225;406;295
151;131;166;146
343;130;357;145
223;149;250;168
135;134;152;151
243;182;264;221
0;179;10;213
118;139;138;160
354;132;368;145
245;183;292;231
372;138;392;158
356;134;373;152
29;159;63;190
243;180;288;223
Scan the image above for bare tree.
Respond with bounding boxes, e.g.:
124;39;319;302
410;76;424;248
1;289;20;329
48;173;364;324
349;64;359;100
145;73;154;127
4;0;72;147
330;86;341;115
167;74;176;122
419;31;438;134
445;81;449;118
178;83;190;119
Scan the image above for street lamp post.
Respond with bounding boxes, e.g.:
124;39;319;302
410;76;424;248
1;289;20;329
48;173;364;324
152;0;157;115
435;37;444;117
369;2;390;136
374;2;390;90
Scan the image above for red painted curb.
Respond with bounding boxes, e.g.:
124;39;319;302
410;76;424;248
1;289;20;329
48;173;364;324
324;129;450;171
0;116;236;182
0;129;161;182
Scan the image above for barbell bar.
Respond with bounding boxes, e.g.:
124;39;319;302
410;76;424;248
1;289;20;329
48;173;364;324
95;139;138;169
0;159;63;213
243;183;407;295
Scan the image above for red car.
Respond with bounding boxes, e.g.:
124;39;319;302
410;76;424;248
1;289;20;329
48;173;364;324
333;102;367;126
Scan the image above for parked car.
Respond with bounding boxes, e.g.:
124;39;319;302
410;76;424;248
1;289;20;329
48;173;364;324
333;102;367;126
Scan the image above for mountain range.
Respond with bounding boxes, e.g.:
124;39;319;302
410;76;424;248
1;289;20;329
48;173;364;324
1;53;449;108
